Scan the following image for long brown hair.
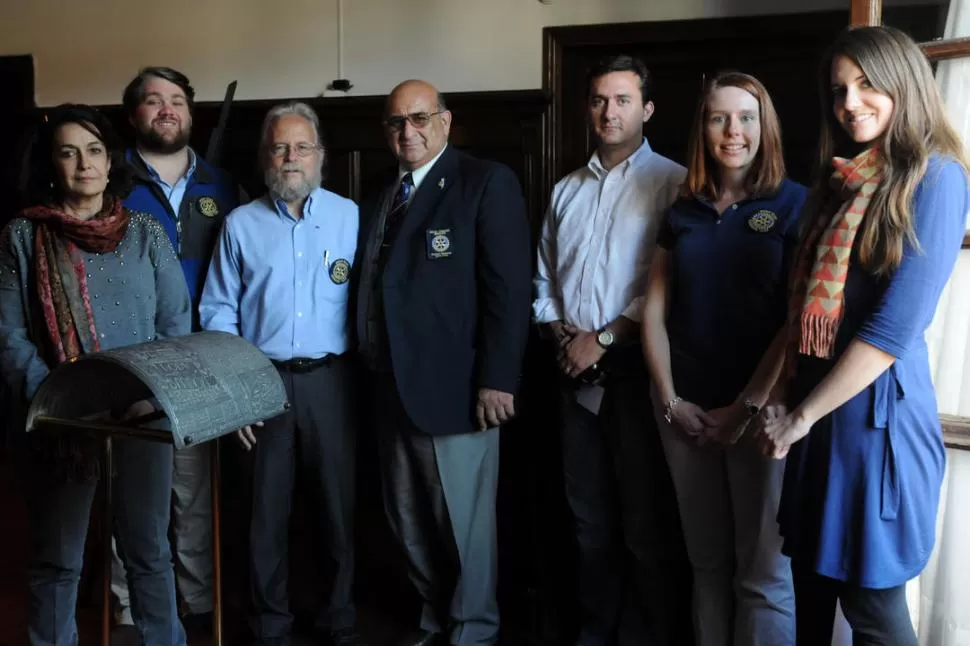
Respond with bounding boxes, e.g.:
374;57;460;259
810;26;969;276
682;71;786;200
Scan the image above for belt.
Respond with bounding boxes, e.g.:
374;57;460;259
271;355;339;373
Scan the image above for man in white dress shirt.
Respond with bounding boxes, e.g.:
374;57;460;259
533;54;694;646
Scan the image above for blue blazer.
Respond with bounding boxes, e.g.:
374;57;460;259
353;147;532;436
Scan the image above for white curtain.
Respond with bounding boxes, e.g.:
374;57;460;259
906;1;970;643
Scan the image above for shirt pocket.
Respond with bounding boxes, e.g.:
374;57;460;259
321;249;353;301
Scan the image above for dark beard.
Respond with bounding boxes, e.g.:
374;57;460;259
137;127;191;155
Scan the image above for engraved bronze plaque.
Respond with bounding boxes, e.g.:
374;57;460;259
26;331;288;449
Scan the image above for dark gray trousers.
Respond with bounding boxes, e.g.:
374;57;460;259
560;373;694;646
249;358;357;645
793;564;918;646
372;372;500;646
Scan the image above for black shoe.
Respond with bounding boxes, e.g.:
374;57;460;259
110;625;141;646
330;627;366;646
180;611;214;637
397;629;440;646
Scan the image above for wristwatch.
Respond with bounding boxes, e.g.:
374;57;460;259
730;398;762;444
595;327;615;350
743;398;761;418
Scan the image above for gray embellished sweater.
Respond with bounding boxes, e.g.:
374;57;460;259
0;211;191;412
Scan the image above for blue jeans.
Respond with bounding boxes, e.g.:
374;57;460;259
20;437;186;646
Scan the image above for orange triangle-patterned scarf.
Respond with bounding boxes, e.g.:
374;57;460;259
784;146;884;373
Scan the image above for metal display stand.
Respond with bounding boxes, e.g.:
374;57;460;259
26;331;289;646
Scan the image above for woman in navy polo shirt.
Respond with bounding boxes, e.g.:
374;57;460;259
756;27;969;644
641;71;805;646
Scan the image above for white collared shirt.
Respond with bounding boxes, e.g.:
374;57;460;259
533;138;685;330
395;145;448;203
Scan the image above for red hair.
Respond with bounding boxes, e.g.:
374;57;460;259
682;71;786;200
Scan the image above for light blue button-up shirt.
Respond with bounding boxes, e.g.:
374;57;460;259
199;187;359;360
138;148;198;215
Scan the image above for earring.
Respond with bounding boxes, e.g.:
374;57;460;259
49;181;54;189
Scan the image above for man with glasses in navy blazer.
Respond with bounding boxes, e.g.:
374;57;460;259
353;79;532;646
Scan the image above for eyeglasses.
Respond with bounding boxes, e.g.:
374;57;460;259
268;143;321;159
383;111;445;131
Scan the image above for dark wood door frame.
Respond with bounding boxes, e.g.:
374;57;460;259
541;11;859;199
542;7;950;206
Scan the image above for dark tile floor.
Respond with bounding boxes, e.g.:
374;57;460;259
0;456;412;646
0;458;549;646
0;458;28;646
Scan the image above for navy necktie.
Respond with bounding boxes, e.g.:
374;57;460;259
385;172;414;234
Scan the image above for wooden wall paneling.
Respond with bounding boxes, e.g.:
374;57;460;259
852;0;883;26
88;90;549;231
544;13;849;191
881;5;950;41
923;37;970;61
543;7;943;197
0;55;35;228
543;6;940;197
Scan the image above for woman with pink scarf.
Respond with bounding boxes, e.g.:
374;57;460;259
0;104;190;645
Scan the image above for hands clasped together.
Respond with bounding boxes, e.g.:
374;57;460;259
753;403;814;460
666;397;814;458
665;398;745;448
551;321;605;380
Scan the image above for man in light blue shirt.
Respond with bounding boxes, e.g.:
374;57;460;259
200;102;361;646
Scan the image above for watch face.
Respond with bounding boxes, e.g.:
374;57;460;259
598;330;614;347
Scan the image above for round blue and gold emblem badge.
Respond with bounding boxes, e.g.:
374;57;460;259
329;258;351;284
196;196;220;218
747;210;777;233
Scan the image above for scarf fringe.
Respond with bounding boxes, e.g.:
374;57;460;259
799;313;838;360
780;147;884;397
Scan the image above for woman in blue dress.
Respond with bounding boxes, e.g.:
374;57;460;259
756;26;970;645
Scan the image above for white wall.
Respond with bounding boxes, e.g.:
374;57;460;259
0;0;944;106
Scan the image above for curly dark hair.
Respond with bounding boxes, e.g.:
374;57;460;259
20;104;134;207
